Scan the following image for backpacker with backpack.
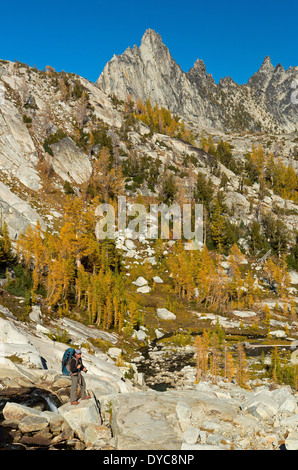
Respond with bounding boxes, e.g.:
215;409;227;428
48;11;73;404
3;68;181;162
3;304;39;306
62;347;76;375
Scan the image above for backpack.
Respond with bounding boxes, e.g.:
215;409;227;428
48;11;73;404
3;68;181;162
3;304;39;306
62;347;75;375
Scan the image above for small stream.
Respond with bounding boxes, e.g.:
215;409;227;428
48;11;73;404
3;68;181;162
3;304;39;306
137;347;196;391
135;330;297;391
0;387;62;413
137;334;197;391
0;388;62;450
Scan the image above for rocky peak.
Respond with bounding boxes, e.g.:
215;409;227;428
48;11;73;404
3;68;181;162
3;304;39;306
139;28;173;66
187;59;207;80
97;28;188;120
247;56;276;90
187;59;217;91
259;55;274;73
218;75;237;87
98;30;297;132
251;57;286;83
140;28;163;47
274;63;285;74
192;59;207;73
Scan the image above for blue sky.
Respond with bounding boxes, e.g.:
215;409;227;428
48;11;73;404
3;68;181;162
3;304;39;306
0;0;297;84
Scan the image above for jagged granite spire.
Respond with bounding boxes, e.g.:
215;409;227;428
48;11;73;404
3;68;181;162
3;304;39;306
140;29;164;47
97;30;224;130
259;55;274;72
97;31;298;133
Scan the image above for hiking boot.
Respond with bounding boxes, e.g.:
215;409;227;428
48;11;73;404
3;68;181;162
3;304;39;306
71;401;79;405
81;395;91;400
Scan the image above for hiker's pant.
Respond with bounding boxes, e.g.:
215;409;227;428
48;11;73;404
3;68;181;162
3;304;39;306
70;373;87;402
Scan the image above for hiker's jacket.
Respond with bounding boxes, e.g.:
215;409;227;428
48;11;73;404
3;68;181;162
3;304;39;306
69;355;85;376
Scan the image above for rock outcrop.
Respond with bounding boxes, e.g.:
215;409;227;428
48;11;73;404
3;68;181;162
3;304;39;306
1;394;114;449
0;96;41;191
0;181;46;239
49;137;92;185
98;382;298;450
0;313;133;396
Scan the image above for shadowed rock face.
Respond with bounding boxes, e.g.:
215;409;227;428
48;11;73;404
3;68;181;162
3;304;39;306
97;29;298;133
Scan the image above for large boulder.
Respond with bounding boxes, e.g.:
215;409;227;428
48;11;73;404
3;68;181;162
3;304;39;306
176;401;192;432
3;402;42;422
84;423;112;447
289;271;298;285
100;389;238;450
58;398;101;441
157;308;176;320
18;415;49;433
132;276;148;287
285;431;298;450
241;391;279;419
137;285;151;293
270;387;298;414
107;391;182;450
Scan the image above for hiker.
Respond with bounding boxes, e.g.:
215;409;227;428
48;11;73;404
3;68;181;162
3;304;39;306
69;349;91;405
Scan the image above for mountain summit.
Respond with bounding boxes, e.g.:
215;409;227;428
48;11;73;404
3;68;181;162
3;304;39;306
97;29;298;133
